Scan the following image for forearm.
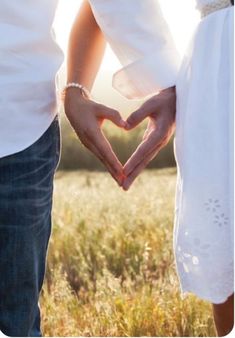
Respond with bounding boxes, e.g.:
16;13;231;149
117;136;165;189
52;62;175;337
67;0;106;90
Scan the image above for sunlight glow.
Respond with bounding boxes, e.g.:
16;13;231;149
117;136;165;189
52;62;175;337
54;0;200;106
54;0;200;71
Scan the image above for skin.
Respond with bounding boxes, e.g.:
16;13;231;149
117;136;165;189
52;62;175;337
213;294;234;336
65;1;234;334
64;0;175;187
122;86;176;190
65;88;126;186
65;0;126;186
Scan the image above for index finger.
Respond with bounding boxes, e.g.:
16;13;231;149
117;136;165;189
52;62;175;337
123;130;161;177
87;127;124;181
122;145;159;191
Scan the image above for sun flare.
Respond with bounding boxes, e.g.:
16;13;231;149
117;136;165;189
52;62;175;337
54;0;200;68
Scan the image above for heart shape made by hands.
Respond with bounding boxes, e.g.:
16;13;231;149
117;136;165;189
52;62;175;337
65;87;176;190
101;88;176;190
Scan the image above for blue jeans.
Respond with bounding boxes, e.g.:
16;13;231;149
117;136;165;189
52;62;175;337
0;116;61;337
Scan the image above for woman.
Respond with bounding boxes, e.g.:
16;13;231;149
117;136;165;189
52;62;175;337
64;0;234;335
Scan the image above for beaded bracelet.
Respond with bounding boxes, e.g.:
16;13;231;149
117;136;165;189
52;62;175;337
62;82;91;100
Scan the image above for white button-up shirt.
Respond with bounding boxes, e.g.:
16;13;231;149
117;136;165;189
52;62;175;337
88;0;224;100
0;0;63;158
88;0;181;99
1;0;185;158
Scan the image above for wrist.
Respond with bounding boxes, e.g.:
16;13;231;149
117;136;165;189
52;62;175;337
62;82;91;101
161;86;176;93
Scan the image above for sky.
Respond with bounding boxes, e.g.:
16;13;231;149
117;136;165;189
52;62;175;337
53;0;200;110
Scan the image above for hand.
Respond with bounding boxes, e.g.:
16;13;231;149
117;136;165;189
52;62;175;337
64;88;126;186
122;86;176;190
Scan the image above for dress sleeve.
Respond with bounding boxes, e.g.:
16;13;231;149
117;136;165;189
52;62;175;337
88;0;182;99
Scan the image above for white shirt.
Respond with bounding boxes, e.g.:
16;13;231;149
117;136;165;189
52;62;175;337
88;0;181;99
88;0;231;99
0;0;63;158
1;0;217;158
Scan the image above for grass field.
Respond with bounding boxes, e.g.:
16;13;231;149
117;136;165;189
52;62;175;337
41;169;216;337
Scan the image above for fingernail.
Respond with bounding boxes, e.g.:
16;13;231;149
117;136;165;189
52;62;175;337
117;178;122;186
120;120;127;128
117;175;124;187
122;180;128;190
122;185;129;191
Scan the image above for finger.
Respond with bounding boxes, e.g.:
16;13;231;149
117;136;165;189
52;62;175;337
96;104;126;128
142;121;154;141
86;127;124;184
142;127;150;141
122;146;159;191
125;97;160;130
88;141;124;186
123;122;173;190
123;130;161;177
82;135;124;186
125;106;150;130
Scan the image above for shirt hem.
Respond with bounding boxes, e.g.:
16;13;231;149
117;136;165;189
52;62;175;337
0;112;58;159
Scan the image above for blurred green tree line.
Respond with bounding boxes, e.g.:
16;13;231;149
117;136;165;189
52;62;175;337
58;115;176;171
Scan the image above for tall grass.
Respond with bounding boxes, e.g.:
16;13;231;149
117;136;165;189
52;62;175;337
41;169;216;337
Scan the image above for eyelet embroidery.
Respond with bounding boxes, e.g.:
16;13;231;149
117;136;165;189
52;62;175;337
204;198;229;228
214;213;229;227
174;190;233;302
204;198;221;212
177;236;211;273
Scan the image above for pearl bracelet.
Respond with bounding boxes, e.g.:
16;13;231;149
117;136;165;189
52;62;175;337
63;82;91;99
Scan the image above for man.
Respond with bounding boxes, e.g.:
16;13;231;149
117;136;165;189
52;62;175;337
0;0;126;336
0;0;63;335
0;0;182;336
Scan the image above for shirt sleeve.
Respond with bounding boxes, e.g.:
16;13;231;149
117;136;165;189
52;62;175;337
88;0;182;99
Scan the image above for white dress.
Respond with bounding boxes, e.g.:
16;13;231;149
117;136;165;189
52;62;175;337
174;0;234;304
89;0;234;304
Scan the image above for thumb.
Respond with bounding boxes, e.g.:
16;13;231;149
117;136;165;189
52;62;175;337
100;105;126;128
125;105;150;130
